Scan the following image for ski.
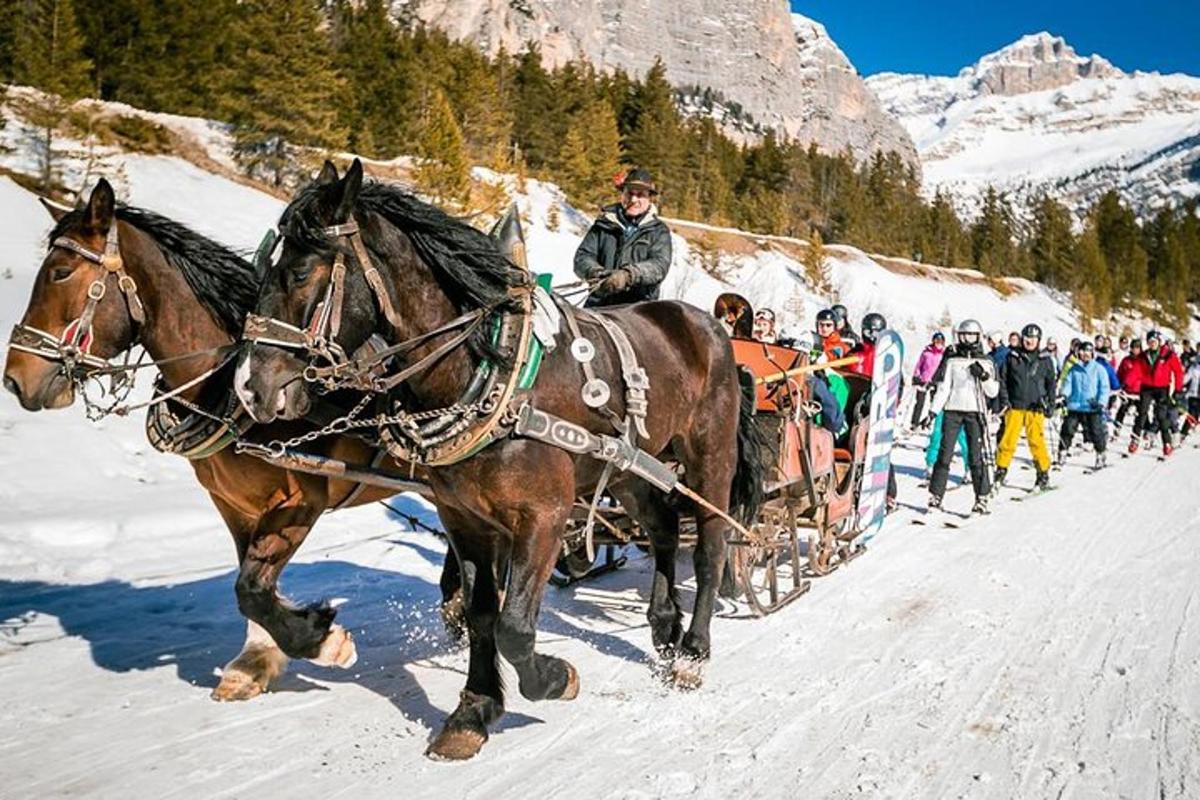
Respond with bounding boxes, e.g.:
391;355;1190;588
942;512;983;529
1012;485;1059;501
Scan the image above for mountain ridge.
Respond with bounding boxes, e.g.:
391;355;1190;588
866;32;1200;219
391;0;918;167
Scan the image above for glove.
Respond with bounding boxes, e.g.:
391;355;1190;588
968;361;987;380
594;269;632;297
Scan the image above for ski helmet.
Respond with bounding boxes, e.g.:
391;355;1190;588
956;319;983;349
815;309;837;328
831;304;848;323
861;313;886;342
1077;340;1095;358
1021;323;1042;340
1146;329;1162;343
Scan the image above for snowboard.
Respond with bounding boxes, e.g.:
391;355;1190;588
854;330;904;542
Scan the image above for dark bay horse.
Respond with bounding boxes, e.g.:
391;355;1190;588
238;159;763;759
2;179;452;701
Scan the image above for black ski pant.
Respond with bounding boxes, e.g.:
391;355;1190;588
1060;410;1106;454
1182;397;1200;437
911;383;930;428
1115;393;1140;433
1136;387;1174;447
930;410;990;500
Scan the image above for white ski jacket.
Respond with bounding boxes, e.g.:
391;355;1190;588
1183;362;1200;400
930;351;999;415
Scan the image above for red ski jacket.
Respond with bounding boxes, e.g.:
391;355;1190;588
848;340;875;378
1117;354;1144;393
1138;346;1184;391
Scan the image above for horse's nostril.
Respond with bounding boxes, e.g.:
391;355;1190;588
2;375;20;400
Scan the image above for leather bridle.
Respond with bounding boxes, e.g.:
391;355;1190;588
242;220;404;371
9;222;146;378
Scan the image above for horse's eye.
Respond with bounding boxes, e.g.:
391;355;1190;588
289;267;311;286
50;266;74;283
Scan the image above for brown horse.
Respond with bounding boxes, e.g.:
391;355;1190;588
237;159;763;759
2;179;455;701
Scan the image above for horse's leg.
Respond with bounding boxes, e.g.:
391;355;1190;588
438;546;467;641
428;512;506;761
233;483;356;668
209;496;289;701
672;395;739;687
492;504;579;703
617;483;684;657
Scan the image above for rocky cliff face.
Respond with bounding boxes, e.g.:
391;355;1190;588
867;32;1200;219
392;0;918;166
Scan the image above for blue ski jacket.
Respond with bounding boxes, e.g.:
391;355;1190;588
1097;356;1120;391
1063;359;1111;412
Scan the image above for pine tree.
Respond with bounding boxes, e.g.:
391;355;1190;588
970;187;1017;276
553;96;622;210
11;0;93;190
331;0;417;158
415;88;470;206
1073;219;1113;325
1028;194;1076;289
226;0;348;187
622;59;683;201
922;190;967;267
1093;190;1148;302
804;228;831;293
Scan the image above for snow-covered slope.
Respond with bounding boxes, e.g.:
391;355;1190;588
867;32;1200;219
5;95;1200;798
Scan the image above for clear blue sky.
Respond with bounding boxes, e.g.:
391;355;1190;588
792;1;1200;77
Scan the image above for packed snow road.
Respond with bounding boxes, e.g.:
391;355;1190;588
1;414;1198;798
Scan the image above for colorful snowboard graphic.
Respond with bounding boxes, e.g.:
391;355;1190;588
855;330;904;541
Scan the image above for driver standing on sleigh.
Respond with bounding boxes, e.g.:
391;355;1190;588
573;168;673;308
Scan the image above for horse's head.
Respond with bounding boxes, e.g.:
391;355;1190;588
5;180;140;411
237;159;378;422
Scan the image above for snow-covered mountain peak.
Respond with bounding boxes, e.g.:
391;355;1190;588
965;32;1122;96
790;12;853;74
866;34;1200;221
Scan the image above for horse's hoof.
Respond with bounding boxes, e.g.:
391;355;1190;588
669;655;705;691
426;728;486;761
559;662;580;701
211;667;267;701
211;644;287;701
312;624;358;668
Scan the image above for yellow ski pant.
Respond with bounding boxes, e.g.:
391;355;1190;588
996;408;1051;472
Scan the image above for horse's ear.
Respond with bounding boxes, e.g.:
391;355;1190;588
316;159;339;186
39;197;70;222
83;179;116;234
333;158;364;223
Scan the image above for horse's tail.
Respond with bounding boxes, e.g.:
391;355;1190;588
730;368;767;526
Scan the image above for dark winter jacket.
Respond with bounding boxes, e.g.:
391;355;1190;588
1138;345;1185;392
573;204;672;307
997;347;1057;412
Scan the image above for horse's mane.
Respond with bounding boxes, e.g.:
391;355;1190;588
49;207;259;336
282;179;527;312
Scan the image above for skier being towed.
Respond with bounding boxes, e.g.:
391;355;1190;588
923;319;999;516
